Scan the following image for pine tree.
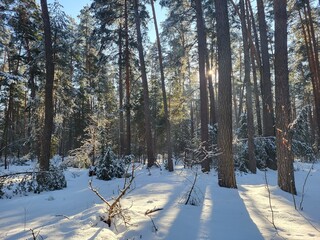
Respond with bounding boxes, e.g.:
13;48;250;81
39;0;54;172
215;0;237;188
274;0;297;195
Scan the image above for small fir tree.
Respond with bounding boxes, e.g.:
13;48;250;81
96;147;126;181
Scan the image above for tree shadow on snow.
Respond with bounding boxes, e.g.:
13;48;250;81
163;175;264;240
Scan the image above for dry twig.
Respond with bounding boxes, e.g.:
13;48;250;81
89;172;135;227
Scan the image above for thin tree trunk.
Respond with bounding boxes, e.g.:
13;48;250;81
302;2;320;146
39;0;54;171
150;0;173;171
133;0;155;167
195;0;210;172
247;0;262;136
274;0;297;195
240;0;256;173
208;35;217;126
0;85;13;169
207;55;217;126
232;74;239;128
118;24;125;157
257;0;276;157
306;1;320;84
215;0;237;188
257;0;277;170
125;0;131;156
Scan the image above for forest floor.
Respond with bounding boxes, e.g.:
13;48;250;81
0;159;319;240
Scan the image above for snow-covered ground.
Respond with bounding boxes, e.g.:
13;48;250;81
0;161;319;240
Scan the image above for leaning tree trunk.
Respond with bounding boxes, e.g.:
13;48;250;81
215;0;237;188
150;0;173;172
133;0;155;167
274;0;297;195
39;0;54;171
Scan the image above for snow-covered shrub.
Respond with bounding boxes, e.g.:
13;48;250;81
209;123;218;145
0;165;66;198
8;174;34;197
10;156;30;166
35;164;67;193
234;137;276;171
234;139;248;172
64;143;92;168
96;147;126;181
234;113;276;170
254;137;276;169
291;105;315;162
236;114;247;139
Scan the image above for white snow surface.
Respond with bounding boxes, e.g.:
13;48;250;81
0;161;319;240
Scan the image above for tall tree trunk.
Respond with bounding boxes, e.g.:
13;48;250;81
247;0;262;136
195;0;210;172
257;0;276;170
125;0;131;156
118;24;125;157
150;0;173;171
240;0;256;173
274;0;297;195
133;0;155;167
39;0;54;171
215;0;237;188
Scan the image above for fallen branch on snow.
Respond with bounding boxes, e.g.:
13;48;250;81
89;171;135;227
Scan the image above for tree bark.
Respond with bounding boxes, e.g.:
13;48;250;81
274;0;297;195
215;0;237;188
39;0;54;171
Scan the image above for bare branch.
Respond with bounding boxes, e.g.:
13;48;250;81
185;171;198;205
88;180;111;208
145;207;163;215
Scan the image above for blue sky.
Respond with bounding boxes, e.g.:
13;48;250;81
44;0;166;42
47;0;92;19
